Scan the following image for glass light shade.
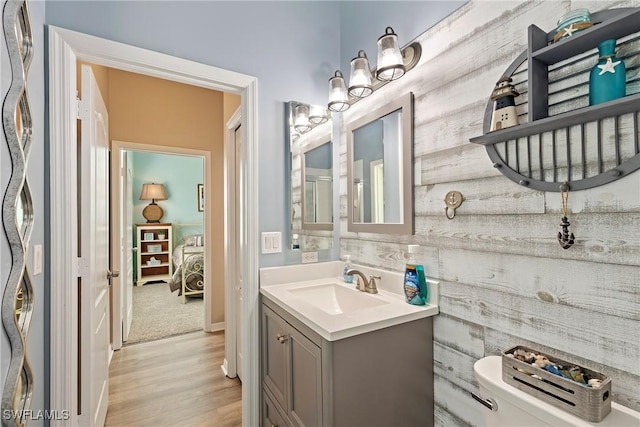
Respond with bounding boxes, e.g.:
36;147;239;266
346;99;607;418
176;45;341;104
139;183;167;201
328;70;350;112
348;50;373;98
309;105;329;125
294;104;312;133
376;27;405;81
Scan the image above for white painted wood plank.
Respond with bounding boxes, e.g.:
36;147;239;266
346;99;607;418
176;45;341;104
439;248;640;320
415;176;545;216
420;143;502;184
434;375;484;427
415;212;640;266
433;313;485;358
434;341;482;394
439;279;640;375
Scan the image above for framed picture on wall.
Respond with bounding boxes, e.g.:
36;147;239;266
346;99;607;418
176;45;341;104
197;184;204;212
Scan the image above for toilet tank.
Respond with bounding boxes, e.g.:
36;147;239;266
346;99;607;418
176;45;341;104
473;356;640;427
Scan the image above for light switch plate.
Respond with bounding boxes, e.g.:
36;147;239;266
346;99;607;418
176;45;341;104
301;251;318;264
261;232;282;254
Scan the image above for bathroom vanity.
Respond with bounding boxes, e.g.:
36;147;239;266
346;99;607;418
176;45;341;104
260;263;440;427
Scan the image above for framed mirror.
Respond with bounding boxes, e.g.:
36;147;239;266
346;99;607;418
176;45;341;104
346;92;413;234
286;101;333;250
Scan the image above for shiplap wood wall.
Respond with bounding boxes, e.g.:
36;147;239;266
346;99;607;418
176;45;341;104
338;1;640;425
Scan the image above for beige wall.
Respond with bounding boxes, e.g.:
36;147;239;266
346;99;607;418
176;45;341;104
108;69;226;325
223;92;241;124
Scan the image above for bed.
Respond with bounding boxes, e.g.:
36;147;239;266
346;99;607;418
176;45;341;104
169;238;204;303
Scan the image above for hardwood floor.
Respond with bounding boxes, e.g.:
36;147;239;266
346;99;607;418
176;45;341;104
105;331;242;427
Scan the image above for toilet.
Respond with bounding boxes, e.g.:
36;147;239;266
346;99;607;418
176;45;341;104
473;356;640;426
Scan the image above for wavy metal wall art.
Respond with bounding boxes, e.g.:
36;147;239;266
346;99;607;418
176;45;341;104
2;1;35;426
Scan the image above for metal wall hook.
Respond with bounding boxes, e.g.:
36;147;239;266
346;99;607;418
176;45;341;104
444;191;463;220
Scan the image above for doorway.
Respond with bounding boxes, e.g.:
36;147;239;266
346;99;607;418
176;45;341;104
49;26;260;426
116;147;208;347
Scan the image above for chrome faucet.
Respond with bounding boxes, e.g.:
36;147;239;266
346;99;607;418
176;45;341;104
345;269;380;294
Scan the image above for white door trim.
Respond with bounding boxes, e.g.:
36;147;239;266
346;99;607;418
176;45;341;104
110;141;214;336
222;107;242;378
48;26;260;427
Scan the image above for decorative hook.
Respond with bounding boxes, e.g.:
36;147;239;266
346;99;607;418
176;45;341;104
557;216;575;249
444;191;463;220
557;181;575;249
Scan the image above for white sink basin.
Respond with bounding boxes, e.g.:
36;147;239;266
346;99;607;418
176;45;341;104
288;283;388;315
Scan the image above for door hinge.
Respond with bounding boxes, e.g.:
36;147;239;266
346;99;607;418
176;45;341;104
77;257;89;278
76;97;88;121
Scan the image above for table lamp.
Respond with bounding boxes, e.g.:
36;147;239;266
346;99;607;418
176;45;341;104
139;183;167;223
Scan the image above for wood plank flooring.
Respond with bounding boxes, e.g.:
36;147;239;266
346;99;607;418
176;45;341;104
105;331;242;427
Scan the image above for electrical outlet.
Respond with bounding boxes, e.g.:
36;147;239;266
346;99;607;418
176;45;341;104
301;251;318;264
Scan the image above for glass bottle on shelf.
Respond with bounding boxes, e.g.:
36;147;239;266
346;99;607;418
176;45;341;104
589;39;626;106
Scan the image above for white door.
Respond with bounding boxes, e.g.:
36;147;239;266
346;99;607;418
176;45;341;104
235;123;243;380
122;151;134;341
79;64;110;427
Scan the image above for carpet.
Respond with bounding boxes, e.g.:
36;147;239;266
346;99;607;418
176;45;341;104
125;281;203;345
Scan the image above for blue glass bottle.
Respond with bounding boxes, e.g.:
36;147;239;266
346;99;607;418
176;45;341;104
589;39;626;106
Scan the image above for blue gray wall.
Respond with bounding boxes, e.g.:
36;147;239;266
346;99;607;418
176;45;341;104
45;0;464;268
45;0;342;268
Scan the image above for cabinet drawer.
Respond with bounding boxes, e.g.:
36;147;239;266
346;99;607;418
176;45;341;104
263;388;290;427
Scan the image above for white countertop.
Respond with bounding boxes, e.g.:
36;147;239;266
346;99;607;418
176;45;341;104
260;262;439;341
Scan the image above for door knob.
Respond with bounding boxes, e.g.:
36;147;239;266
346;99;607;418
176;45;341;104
276;334;289;343
107;269;120;279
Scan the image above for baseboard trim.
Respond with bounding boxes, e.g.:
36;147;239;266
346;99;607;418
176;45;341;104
205;321;225;333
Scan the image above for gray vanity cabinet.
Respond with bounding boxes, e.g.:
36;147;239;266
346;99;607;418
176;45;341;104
262;303;323;427
261;295;435;427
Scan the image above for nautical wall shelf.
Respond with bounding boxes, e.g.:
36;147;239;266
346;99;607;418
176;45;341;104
470;8;640;192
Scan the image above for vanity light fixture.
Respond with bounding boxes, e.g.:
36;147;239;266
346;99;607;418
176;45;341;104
328;70;350;112
328;27;421;113
377;27;405;81
348;50;373;98
294;104;312;133
309;104;330;125
291;102;331;135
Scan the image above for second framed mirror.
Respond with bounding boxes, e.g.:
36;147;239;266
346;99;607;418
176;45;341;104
346;92;414;234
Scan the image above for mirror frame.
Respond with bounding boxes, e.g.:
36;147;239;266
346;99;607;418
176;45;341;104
346;92;414;234
301;138;333;231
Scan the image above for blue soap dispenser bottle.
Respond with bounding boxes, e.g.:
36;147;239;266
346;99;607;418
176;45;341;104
343;255;354;284
404;245;427;305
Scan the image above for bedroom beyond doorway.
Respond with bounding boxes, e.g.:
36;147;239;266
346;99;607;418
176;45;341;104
124;149;206;345
126;282;203;344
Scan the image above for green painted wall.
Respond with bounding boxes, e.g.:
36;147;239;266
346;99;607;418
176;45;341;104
131;151;204;248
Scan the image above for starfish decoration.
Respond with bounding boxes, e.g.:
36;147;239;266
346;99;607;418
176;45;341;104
562;24;576;37
598;57;621;75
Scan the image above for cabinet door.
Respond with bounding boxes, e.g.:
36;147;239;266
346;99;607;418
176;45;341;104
288;326;322;427
263;388;289;427
262;306;289;409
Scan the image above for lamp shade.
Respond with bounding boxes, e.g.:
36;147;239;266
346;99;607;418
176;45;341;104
294;104;312;133
348;50;373;98
139;183;167;201
376;27;405;81
309;105;329;125
328;70;350;112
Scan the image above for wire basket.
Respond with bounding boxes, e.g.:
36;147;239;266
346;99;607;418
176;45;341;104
502;345;611;422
